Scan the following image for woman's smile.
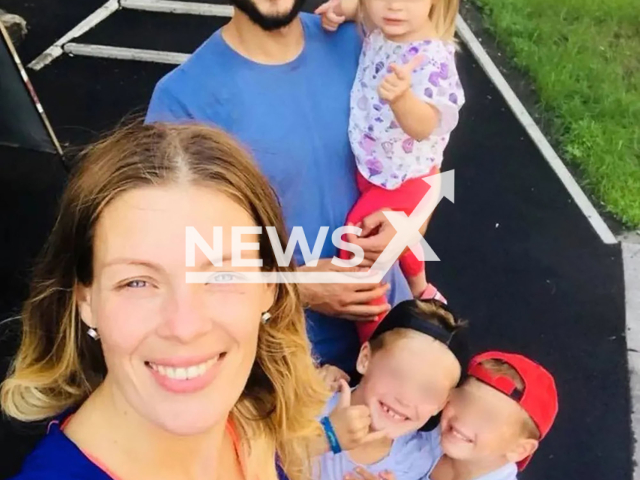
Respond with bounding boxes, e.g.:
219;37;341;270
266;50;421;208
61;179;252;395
145;352;228;394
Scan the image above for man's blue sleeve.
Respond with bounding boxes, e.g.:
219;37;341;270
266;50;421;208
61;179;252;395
145;79;192;124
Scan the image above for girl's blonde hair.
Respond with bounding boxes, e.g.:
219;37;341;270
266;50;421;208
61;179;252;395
0;122;329;480
359;0;459;41
430;0;459;41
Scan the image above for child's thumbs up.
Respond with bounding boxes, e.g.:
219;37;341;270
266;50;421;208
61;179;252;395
336;379;352;408
389;54;426;81
379;54;426;104
328;379;382;451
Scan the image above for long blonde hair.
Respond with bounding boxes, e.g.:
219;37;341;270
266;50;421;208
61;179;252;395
430;0;459;41
0;122;329;480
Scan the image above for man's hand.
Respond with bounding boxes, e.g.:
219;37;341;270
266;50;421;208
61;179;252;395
378;55;425;105
299;258;390;321
345;203;432;267
329;380;389;451
345;210;397;267
314;0;346;31
319;365;351;392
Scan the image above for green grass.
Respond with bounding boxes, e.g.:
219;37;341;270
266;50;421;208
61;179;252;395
471;0;640;227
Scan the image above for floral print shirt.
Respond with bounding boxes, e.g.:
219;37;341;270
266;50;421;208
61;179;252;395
349;29;465;190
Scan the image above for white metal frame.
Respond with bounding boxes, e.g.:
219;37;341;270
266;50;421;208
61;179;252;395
120;0;233;16
64;43;190;64
29;0;120;70
28;0;232;70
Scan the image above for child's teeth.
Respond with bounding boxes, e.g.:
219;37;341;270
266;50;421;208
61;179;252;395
382;404;406;421
452;427;472;442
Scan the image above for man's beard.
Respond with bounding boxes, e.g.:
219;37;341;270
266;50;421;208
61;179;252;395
230;0;306;31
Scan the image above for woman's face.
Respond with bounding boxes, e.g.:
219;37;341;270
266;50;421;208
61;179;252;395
77;184;274;435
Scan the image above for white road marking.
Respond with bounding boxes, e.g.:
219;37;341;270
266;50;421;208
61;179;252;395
455;15;618;245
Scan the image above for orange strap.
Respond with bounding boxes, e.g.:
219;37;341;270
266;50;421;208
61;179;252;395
226;417;247;477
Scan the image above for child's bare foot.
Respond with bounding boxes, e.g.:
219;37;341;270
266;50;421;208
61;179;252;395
407;273;428;298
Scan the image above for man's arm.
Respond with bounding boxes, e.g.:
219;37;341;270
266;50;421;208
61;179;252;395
297;259;391;321
344;208;431;268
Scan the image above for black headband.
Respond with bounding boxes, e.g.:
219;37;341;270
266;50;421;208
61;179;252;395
369;299;470;431
370;299;457;345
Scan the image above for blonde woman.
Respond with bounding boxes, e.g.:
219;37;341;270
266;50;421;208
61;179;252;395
1;122;328;480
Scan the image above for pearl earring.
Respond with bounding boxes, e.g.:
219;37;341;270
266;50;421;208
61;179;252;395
87;327;100;340
261;312;271;325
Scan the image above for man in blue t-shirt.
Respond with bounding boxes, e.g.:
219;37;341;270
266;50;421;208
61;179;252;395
145;0;412;372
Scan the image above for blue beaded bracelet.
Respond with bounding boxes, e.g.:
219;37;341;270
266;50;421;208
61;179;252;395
320;416;342;454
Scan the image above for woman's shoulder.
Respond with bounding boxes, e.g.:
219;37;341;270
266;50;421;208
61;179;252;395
10;421;110;480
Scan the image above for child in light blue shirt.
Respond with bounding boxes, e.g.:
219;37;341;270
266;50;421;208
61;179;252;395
318;390;443;480
346;351;558;480
315;299;469;480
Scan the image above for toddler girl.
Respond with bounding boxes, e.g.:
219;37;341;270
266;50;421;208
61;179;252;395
316;0;465;342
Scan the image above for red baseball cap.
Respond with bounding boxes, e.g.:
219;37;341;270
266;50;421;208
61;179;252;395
467;351;558;470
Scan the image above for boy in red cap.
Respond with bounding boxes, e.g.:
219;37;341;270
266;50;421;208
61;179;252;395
345;351;558;480
430;351;559;479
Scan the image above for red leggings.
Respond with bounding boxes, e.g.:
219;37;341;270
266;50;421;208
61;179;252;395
340;169;436;343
